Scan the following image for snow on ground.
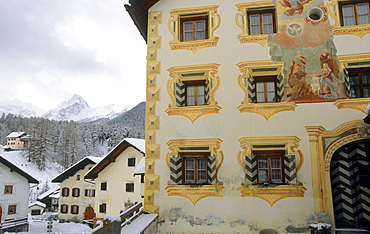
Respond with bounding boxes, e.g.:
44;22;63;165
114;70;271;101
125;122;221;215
5;214;93;234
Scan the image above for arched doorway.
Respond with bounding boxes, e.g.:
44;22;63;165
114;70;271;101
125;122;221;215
330;140;370;230
85;206;94;220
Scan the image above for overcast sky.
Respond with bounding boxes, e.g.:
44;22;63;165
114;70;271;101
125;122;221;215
0;0;147;112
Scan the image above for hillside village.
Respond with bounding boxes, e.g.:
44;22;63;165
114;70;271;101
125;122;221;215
2;0;370;234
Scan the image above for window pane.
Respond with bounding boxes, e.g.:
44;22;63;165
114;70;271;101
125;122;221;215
349;74;359;84
350;87;360;98
256;82;264;92
262;14;273;34
364;73;370;83
271;157;281;168
258;157;268;168
266;82;275;92
257;93;265;102
343;5;356;26
198;158;207;169
267;92;275;102
363;86;370;97
250;15;261;34
198;170;207;181
250;25;260;35
250;15;260;24
186;170;194;181
196;31;205;40
196;21;205;30
187;96;195;105
184;32;193;41
271;169;282;181
184;22;193;31
187;86;194;95
357;3;370;24
186;159;194;169
258;169;268;181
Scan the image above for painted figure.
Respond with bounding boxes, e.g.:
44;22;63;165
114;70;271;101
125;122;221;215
320;49;339;77
280;0;310;16
319;63;339;99
311;71;322;95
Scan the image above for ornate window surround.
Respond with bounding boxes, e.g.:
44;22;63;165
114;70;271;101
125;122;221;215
238;136;306;206
235;1;276;46
327;0;370;37
335;52;370;112
168;5;221;53
237;60;297;120
166;63;222;122
165;138;225;205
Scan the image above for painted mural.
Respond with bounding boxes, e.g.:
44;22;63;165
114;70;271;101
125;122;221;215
269;0;347;102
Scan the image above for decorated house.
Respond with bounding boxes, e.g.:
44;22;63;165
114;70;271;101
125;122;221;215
52;156;102;223
0;155;38;233
84;138;145;218
126;0;370;233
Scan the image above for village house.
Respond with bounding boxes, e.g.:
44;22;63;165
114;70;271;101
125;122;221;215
84;138;145;218
28;201;46;216
125;0;370;233
51;156;102;223
0;155;39;233
5;132;28;150
37;187;60;212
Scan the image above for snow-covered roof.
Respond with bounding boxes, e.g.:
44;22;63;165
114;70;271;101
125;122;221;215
6;132;26;138
85;138;145;179
29;201;46;208
52;156;103;183
134;157;145;175
0;155;39;183
37;187;60;200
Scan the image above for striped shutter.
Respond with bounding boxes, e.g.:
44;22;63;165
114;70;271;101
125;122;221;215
175;82;185;107
245;155;257;184
204;78;211;105
170;157;182;184
247;77;256;103
343;69;351;98
207;155;216;184
275;74;284;102
284;154;297;184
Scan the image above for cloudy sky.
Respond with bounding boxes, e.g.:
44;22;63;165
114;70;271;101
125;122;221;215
0;0;147;112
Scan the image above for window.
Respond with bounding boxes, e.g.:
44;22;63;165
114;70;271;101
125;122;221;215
248;9;276;35
99;203;107;213
71;205;79;214
61;204;68;214
72;188;80;197
255;150;284;183
175;77;210;107
76;175;80;181
182;153;208;184
8;205;16;214
31;209;41;215
128;157;136;167
101;182;107;191
180;15;208;41
255;77;277;103
85;189;95;197
126;183;135;192
340;1;370;26
61;187;69;197
348;67;370;98
4;185;13;194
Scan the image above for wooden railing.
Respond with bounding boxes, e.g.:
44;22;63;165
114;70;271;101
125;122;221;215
0;217;28;229
120;201;143;228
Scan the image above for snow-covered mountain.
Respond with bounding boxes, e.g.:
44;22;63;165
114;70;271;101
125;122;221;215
42;94;131;122
0;99;45;117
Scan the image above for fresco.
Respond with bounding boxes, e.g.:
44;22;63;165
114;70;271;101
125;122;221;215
269;0;347;102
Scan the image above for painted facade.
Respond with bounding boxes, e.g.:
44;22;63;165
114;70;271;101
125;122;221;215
84;138;145;218
126;0;370;233
52;157;102;223
0;156;38;233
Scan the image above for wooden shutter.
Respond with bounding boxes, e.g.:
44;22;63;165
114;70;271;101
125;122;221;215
207;155;216;184
175;82;185;106
276;74;284;102
343;69;351;98
245;155;257;184
247;77;256;103
170;156;182;184
284;154;297;184
204;78;211;105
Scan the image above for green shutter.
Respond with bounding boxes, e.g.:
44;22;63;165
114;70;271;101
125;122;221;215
247;77;256;103
207;155;216;184
245;155;257;184
175;82;185;106
284;154;297;184
170;157;182;184
276;74;284;102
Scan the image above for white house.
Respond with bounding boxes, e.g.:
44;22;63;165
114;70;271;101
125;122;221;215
28;201;46;216
52;156;102;223
0;155;38;233
5;132;28;150
84;138;145;218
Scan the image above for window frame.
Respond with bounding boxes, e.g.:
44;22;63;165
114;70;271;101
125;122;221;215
4;185;13;194
100;182;107;191
180;15;209;42
125;182;135;192
254;150;285;183
61;187;69;197
72;188;80;197
71;205;79;214
85;189;95;197
254;76;278;103
181;152;209;184
184;80;207;106
247;8;276;35
99;203;107;213
8;205;16;215
128;157;136;167
60;204;68;214
347;67;370;98
339;1;370;26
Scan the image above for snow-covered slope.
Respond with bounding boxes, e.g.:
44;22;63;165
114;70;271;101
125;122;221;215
41;94;130;122
0;99;44;117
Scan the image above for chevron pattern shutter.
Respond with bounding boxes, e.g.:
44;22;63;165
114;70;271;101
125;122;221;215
245;155;257;184
170;157;182;185
330;143;370;228
204;78;211;105
284;154;297;184
343;69;351;98
276;74;284;102
175;82;185;107
247;77;256;103
207;155;216;184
